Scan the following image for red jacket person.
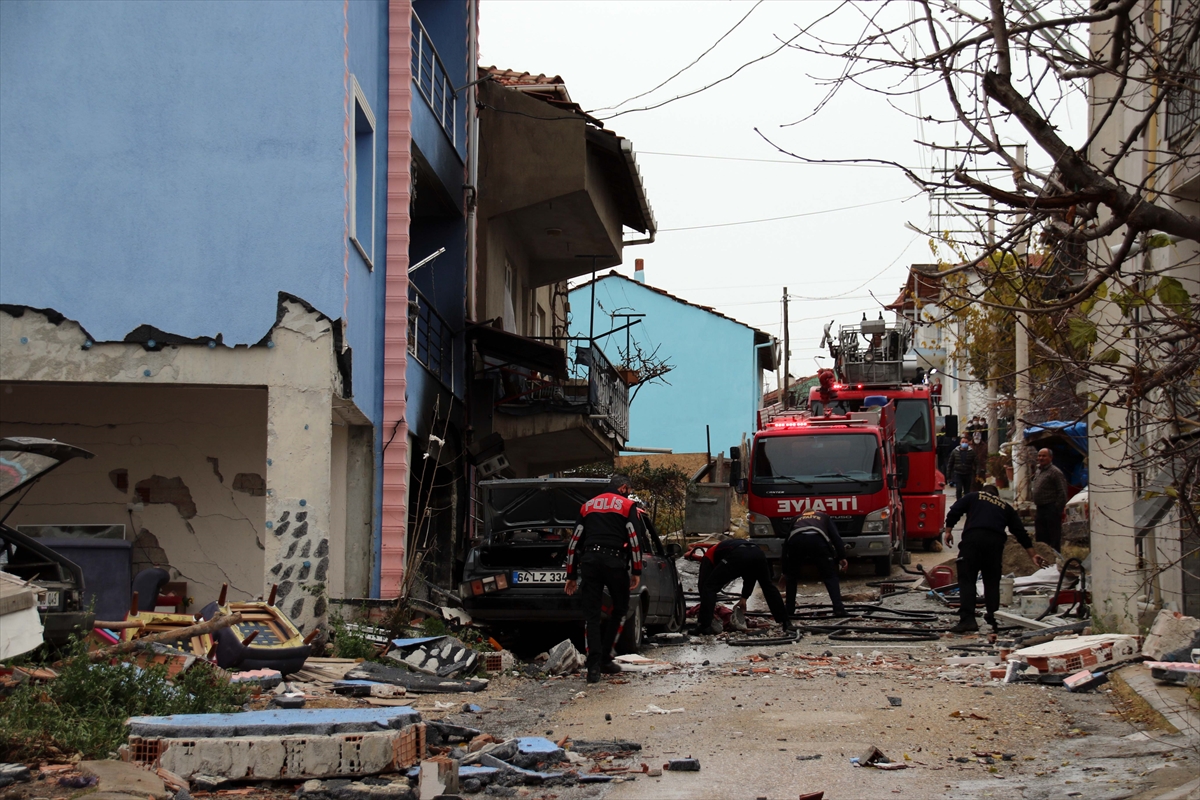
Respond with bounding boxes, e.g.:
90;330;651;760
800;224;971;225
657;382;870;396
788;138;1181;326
564;474;643;683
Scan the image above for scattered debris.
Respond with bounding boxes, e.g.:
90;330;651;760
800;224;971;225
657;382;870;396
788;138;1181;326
632;704;685;715
346;660;488;693
388;635;480;678
1140;610;1199;661
1010;634;1141;675
664;758;700;771
543;639;585;676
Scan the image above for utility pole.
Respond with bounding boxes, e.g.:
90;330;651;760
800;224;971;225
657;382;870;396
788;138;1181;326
782;287;790;409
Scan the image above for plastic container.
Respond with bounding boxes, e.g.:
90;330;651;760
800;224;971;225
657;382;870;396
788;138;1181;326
926;565;955;590
999;575;1015;606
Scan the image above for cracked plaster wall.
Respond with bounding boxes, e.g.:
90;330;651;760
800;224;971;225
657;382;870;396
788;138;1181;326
0;300;353;631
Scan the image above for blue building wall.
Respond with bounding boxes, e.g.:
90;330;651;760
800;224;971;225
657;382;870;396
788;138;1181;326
568;276;762;456
0;0;389;415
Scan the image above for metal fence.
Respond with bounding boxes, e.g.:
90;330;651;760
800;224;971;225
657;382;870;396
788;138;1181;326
411;12;457;148
408;284;455;389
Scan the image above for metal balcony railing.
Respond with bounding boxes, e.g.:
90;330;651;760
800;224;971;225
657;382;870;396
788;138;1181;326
411;12;458;149
490;343;629;443
408;284;455;389
1165;31;1199;146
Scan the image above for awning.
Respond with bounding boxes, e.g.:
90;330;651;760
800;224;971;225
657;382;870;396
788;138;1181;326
467;325;569;380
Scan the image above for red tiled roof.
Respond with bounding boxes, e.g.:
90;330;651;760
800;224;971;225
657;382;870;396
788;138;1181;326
480;66;605;128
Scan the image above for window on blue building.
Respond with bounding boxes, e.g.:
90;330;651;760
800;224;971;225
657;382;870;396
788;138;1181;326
349;75;376;269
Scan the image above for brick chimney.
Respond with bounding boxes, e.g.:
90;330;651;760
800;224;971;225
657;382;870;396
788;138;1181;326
634;258;645;283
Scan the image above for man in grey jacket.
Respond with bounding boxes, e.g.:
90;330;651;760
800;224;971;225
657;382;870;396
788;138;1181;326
1031;448;1069;551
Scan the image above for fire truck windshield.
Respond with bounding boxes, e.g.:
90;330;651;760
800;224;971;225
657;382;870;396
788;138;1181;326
894;399;932;453
752;433;882;486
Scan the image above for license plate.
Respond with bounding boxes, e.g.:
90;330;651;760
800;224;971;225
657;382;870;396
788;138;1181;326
41;590;60;609
513;570;566;584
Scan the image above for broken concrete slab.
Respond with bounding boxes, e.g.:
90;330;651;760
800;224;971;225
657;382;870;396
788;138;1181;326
1011;634;1141;674
79;760;168;800
127;707;420;738
543;639;584;676
1141;610;1200;661
346;661;488;694
144;725;425;782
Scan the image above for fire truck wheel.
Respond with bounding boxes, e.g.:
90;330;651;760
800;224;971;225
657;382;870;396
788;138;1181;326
873;556;892;577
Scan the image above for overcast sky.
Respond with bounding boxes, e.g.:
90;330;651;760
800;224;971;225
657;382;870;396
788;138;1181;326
478;0;1083;385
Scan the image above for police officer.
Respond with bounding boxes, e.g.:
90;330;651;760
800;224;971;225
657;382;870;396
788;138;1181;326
695;539;792;635
782;509;849;617
564;474;643;683
945;484;1050;633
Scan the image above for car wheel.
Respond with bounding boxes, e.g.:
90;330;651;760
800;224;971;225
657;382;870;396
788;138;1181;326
663;589;686;633
874;556;892;577
616;599;645;654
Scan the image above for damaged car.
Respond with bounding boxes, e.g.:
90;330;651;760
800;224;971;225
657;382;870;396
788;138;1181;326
460;478;685;651
0;436;96;645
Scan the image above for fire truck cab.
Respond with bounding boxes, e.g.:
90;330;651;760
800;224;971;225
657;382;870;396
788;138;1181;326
743;403;905;577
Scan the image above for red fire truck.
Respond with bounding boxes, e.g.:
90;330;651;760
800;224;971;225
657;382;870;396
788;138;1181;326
741;402;905;576
806;316;945;552
735;316;944;575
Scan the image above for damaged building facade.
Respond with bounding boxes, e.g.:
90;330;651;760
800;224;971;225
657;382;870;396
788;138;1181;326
0;0;475;627
0;5;656;621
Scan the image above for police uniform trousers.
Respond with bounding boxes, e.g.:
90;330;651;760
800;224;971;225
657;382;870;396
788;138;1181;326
783;535;846;616
697;546;789;631
579;549;630;669
956;530;1005;624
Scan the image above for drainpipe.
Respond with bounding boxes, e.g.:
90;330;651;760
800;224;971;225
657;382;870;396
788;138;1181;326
379;1;414;598
465;0;479;322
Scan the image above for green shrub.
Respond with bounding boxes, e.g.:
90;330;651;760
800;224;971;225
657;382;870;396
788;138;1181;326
328;613;379;661
0;641;249;761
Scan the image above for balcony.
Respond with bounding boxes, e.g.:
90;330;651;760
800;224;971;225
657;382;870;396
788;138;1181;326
471;333;629;475
477;79;655;287
410;10;466;217
408;283;456;390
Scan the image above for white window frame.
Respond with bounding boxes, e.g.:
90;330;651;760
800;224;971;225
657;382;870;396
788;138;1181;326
349;75;376;270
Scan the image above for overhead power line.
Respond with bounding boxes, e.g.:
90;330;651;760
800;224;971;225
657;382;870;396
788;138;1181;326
639;151;897;168
657;194;919;232
591;1;763;113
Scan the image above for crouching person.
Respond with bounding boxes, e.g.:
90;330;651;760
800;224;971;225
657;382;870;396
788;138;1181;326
695;539;791;634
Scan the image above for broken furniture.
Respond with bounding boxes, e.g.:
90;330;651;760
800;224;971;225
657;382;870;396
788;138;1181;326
199;583;317;675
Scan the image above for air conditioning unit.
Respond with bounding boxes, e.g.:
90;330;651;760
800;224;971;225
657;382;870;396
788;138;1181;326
477;453;510;479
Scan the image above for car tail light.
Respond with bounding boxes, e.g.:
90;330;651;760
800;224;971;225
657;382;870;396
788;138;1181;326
460;573;511;598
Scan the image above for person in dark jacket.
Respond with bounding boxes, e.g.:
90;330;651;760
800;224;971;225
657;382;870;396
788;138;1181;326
781;510;849;617
694;539;791;635
564;474;643;683
946;436;978;500
944;485;1050;633
1031;448;1070;551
